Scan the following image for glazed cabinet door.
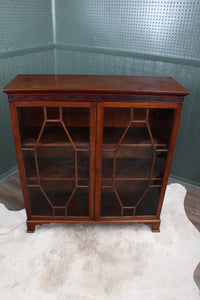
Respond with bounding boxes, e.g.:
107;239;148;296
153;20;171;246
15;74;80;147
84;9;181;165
12;102;96;220
95;102;180;220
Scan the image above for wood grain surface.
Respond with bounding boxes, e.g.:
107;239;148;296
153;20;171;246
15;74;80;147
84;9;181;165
2;75;189;95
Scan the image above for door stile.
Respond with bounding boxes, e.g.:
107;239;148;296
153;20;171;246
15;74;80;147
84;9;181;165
8;102;32;220
89;102;97;219
94;103;104;219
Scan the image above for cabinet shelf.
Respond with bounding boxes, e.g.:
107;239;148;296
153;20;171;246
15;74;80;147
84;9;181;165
21;126;90;148
102;144;168;151
102;177;162;182
101;154;167;179
102;147;168;159
25;166;88;182
103;127;170;148
22;148;89;184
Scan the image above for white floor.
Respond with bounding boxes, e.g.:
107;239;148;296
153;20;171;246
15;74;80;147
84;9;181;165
0;183;199;300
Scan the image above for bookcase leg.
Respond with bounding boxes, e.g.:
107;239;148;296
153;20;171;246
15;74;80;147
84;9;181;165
27;221;36;233
151;222;160;232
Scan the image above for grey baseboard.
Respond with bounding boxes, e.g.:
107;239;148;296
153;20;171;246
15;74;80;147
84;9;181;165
0;44;55;59
0;165;18;183
56;43;200;68
1;42;199;67
169;175;200;190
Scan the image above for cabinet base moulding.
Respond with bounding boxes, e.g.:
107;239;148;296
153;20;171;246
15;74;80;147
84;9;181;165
26;219;161;233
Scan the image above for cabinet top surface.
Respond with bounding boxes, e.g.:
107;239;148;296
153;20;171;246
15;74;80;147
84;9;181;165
3;75;189;96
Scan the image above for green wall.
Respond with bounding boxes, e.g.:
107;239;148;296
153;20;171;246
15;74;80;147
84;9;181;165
55;48;200;186
1;0;200;187
54;0;200;187
55;0;200;60
0;0;55;181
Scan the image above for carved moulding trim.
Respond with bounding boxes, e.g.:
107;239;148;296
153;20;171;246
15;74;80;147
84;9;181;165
8;94;184;103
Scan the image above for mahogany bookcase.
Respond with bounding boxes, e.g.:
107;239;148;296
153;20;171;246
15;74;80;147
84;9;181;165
3;75;189;232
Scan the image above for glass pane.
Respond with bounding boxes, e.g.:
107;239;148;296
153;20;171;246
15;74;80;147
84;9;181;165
37;146;75;179
135;187;160;215
149;109;174;146
46;107;60;120
40;180;75;207
100;188;121;217
153;151;168;179
103;107;154;146
67;188;89;216
19;106;91;218
17;107;44;147
115;146;154;179
28;186;53;216
29;182;90;217
133;108;146;120
22;150;37;184
100;106;174;218
17;107;91;147
102;151;114;179
115;180;149;207
63;108;90;145
77;151;89;186
121;126;152;145
103;107;130;145
39;122;70;144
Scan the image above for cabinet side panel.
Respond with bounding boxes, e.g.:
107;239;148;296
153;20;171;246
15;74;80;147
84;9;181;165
156;104;183;218
8;102;32;219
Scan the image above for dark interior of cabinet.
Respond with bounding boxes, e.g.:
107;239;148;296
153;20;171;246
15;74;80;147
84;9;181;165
17;106;174;218
100;107;174;217
17;106;90;217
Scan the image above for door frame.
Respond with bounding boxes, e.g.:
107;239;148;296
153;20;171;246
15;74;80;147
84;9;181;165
9;100;97;221
94;101;182;221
